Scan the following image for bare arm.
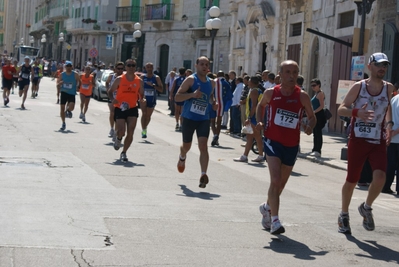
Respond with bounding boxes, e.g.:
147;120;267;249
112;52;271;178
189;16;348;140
314;91;325;113
300;91;316;135
108;77;121;101
256;88;273;128
175;76;201;102
154;76;163;93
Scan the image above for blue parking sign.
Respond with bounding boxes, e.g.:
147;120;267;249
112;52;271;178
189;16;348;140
106;35;113;50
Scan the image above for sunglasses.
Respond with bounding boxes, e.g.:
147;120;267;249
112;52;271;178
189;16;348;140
311;84;318;87
374;62;389;68
126;64;136;68
116;67;124;70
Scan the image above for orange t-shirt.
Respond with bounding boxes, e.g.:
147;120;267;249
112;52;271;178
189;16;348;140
80;73;94;96
114;74;141;110
2;65;16;80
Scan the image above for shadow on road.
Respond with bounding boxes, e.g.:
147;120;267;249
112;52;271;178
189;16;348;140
56;130;77;134
346;235;399;264
264;235;328;260
108;160;145;168
291;171;308;177
211;146;234;150
177;184;221;200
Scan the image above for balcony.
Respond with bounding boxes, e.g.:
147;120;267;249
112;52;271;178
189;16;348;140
49;6;69;21
66;19;119;35
144;3;174;21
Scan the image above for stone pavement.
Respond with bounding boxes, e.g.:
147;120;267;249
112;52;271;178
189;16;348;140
154;94;348;171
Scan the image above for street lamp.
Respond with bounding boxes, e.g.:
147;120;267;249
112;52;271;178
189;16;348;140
58;32;64;62
20;38;24;46
29;36;34;47
354;0;375;55
206;6;222;73
41;34;47;58
133;22;142;60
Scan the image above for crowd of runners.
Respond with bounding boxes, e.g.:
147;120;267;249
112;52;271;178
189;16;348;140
1;52;396;237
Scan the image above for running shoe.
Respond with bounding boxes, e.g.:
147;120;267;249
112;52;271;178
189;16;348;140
252;155;265;163
233;155;248;162
82;114;86;123
114;138;121;151
211;136;219;147
142;129;147;138
259;203;271;230
358;202;375;231
60;122;66;131
11;90;14;94
35;92;38;97
21;104;25;110
79;112;83;119
108;128;115;138
66;110;73;118
338;213;351;234
120;152;128;162
199;174;209;188
270;219;285;235
175;123;179;131
177;157;185;173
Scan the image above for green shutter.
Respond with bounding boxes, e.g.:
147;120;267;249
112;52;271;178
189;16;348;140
213;0;219;6
131;0;140;22
162;0;171;20
95;6;98;20
199;0;206;27
35;12;38;23
87;7;90;18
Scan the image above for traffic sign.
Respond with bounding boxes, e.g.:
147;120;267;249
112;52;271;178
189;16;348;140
89;48;98;57
66;44;72;50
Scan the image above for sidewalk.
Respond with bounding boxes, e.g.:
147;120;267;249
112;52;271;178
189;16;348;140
154;94;348;171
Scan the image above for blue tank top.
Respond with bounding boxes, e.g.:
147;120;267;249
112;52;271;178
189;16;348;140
173;76;185;96
142;74;157;100
311;92;322;110
61;72;77;95
33;65;40;78
181;73;213;121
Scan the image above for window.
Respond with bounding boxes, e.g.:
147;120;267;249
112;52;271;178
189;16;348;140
338;10;354;29
290;22;302;37
87;7;90;18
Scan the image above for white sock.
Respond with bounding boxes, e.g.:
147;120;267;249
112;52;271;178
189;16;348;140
271;216;279;222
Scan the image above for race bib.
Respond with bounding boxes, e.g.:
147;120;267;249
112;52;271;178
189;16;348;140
120;102;130;111
63;83;73;90
34;74;39;78
273;108;299;129
22;73;29;79
190;100;207;115
144;89;154;96
81;84;89;90
353;121;379;139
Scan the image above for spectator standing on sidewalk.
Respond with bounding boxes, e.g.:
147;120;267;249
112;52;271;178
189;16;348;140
310;78;326;157
240;75;250;127
337;52;394;235
256;60;315;235
382;88;399;194
231;77;244;135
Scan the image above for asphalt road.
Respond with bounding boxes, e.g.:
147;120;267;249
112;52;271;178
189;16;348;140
0;77;398;267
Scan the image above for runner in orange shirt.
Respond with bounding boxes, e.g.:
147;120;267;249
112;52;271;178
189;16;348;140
79;66;95;122
108;59;145;162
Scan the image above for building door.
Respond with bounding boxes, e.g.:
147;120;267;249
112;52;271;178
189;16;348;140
159;44;169;93
329;36;353;134
382;22;398;83
287;44;301;65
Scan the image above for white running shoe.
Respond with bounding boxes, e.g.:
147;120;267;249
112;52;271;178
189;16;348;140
259;203;271;230
79;112;83;119
270;220;285;235
114;138;121;151
108;128;115;138
252;155;265;163
233;155;248;162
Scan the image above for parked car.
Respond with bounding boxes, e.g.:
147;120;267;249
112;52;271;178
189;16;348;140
92;69;113;101
43;61;49;76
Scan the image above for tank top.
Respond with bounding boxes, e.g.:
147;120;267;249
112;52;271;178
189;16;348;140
13;65;20;78
109;73;119;99
20;64;32;80
265;85;304;147
350;80;389;144
311;91;323;110
38;64;43;77
142;74;157;99
61;72;77;95
32;64;40;78
173;76;185;96
246;87;263;118
181;73;213;121
80;73;94;96
114;73;141;110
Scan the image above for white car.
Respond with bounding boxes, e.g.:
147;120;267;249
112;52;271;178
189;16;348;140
93;70;113;101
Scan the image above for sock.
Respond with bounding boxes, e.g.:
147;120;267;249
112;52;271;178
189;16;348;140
179;155;186;161
340;211;349;217
118;137;122;141
271;216;279;222
364;203;372;210
264;203;270;210
201;172;206;176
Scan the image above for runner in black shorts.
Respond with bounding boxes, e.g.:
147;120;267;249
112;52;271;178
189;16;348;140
18;57;33;110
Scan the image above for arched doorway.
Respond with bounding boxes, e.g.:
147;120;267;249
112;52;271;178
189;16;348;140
159;44;170;93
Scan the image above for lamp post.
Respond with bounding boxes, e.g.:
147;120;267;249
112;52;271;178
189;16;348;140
133;22;142;61
133;22;142;66
20;38;24;46
41;34;47;58
58;32;64;62
354;0;375;55
29;36;34;47
206;6;221;73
